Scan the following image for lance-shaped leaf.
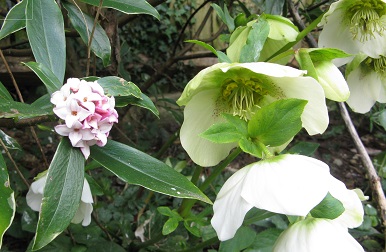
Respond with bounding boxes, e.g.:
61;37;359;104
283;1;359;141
248;99;307;147
79;0;160;20
0;153;15;249
0;130;21;150
0;0;27;40
240;19;270;63
26;0;66;83
115;93;159;117
90;140;211;204
96;76;141;98
33;138;85;250
0;82;13;101
0;100;53;119
63;2;111;67
23;62;62;95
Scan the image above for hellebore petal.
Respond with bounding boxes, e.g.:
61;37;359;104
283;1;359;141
211;166;254;241
346;65;383;113
273;218;364;252
313;61;350;101
180;89;237;167
328;176;364;228
241;154;330;216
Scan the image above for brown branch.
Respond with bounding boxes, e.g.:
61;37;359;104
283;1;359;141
338;102;386;227
0;48;33;57
0;115;55;128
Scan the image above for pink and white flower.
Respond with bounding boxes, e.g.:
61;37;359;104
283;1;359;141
51;78;118;159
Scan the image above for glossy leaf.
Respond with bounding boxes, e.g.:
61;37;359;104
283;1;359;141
96;76;141;98
310;192;345;220
239;19;269;63
0;153;15;249
33;138;85;250
79;0;160;20
0;129;21;150
26;0;66;83
248;99;307;146
0;100;53;119
63;2;111;67
115;93;159;117
219;226;256;252
23;62;62;95
0;82;13;101
0;0;27;40
90;140;211;204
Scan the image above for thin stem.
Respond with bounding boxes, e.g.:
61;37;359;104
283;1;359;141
86;0;103;76
0;137;30;187
178;147;242;217
338;102;386;228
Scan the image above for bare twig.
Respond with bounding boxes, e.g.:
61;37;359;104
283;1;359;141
338;102;386;227
0;116;55;128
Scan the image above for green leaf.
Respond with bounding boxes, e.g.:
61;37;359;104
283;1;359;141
248;99;307;146
219;226;256;252
239;18;270;63
248;228;283;252
217;51;232;63
0;153;15;249
115;93;159;117
0;100;53;119
0;129;21;150
26;0;66;83
79;0;160;20
96;76;141;98
310;192;345;220
264;0;285;15
33;138;85;250
162;218;179;235
200;122;241;144
307;48;351;62
211;3;235;32
90;140;211;204
222;113;248;135
23;62;62;95
287;141;320;156
185;40;232;63
183;220;201;237
63;2;111;67
238;137;263;158
0;0;26;40
0;82;13;101
295;49;318;80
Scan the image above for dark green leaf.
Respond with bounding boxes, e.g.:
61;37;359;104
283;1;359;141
248;99;307;146
248;228;283;252
0;129;21;150
240;19;270;63
219;226;256;252
31;94;54;112
0;100;53;119
33;138;85;250
162;218;179;235
183;220;201;237
90;140;211;204
0;153;15;248
63;2;111;67
0;0;26;40
264;0;285;15
23;62;62;95
116;93;159;117
310;192;345;220
0;82;13;101
26;0;66;83
79;0;160;20
287;141;320;156
200;122;241;144
243;208;276;225
96;76;141;98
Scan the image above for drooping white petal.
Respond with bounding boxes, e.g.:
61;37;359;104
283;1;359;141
271;76;329;135
241;154;330;216
328;176;364;228
26;176;47;211
314;61;350;101
273;218;364;252
180;89;237;167
346;67;382;113
72;179;93;226
211;166;254;241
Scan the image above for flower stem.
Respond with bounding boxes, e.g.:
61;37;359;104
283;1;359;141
178;147;242;217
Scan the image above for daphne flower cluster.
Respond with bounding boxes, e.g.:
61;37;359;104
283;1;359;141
51;78;118;159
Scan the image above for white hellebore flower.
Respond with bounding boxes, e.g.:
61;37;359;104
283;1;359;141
272;218;364;252
211;154;331;241
318;0;386;65
177;62;329;167
346;55;386;113
26;174;94;226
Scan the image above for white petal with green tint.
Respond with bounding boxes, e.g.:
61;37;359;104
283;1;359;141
211;166;253;241
241;155;330;216
180;89;237;167
314;61;350;101
346;68;382;113
328;177;364;228
273;218;364;252
271;76;328;135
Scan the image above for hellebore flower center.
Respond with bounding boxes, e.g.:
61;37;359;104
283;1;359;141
365;55;386;76
221;78;269;120
347;0;386;41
